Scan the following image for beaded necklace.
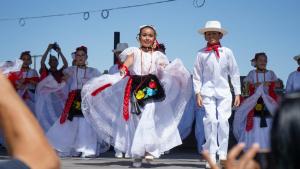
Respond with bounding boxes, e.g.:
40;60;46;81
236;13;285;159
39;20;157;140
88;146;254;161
140;48;153;75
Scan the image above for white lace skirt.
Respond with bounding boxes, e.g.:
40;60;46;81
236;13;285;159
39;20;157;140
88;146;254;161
35;75;68;132
233;85;277;151
238;117;272;150
46;117;109;157
81;59;193;158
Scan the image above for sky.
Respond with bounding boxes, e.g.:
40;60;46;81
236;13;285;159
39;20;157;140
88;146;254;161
1;0;300;84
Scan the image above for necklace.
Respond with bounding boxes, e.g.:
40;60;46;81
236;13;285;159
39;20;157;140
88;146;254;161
256;69;266;83
133;49;153;95
140;48;153;75
140;46;153;52
76;66;87;89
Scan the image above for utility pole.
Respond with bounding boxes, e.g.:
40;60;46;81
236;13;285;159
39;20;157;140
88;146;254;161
32;54;42;70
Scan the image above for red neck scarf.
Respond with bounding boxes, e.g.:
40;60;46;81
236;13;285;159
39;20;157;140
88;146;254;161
297;67;300;72
205;42;221;58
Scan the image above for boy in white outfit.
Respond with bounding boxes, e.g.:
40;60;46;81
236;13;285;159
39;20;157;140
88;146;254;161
193;20;241;167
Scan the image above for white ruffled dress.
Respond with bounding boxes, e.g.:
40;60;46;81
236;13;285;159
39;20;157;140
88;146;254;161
81;47;193;158
45;66;109;157
234;70;278;150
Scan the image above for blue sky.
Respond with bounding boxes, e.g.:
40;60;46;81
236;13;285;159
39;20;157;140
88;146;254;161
1;0;299;84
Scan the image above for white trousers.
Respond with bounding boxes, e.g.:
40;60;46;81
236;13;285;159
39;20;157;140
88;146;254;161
202;96;232;156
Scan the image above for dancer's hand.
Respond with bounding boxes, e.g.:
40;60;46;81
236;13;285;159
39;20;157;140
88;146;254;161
202;143;261;169
196;93;203;107
119;53;133;77
234;95;240;107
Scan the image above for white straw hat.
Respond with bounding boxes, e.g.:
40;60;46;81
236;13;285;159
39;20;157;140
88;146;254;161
112;43;129;53
198;20;228;35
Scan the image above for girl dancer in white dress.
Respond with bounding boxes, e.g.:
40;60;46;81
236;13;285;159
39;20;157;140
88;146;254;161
234;52;279;151
46;46;108;157
81;25;192;167
35;43;68;131
16;51;39;114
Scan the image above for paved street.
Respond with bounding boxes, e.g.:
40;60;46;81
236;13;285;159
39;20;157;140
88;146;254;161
60;151;205;169
1;148;207;169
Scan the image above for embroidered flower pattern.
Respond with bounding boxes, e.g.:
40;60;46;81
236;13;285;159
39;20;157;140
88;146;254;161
135;80;158;100
255;103;263;111
136;90;145;100
74;100;81;110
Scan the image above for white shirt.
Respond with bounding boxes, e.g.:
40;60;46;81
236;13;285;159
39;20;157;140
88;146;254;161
286;71;300;93
193;46;241;97
120;47;169;76
63;66;101;90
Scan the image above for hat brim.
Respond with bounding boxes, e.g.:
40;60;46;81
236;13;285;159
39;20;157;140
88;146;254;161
112;49;122;53
198;28;227;35
293;55;300;61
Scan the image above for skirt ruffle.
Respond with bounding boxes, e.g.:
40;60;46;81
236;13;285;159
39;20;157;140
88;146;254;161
81;59;193;157
46;117;109;157
233;85;277;150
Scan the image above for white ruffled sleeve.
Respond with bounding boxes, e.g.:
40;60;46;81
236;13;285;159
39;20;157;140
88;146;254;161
0;59;23;75
156;51;169;69
119;47;139;62
243;70;255;83
63;66;76;77
269;70;278;81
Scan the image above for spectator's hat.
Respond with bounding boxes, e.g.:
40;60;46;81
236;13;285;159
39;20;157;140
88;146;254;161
293;54;300;61
112;43;129;53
